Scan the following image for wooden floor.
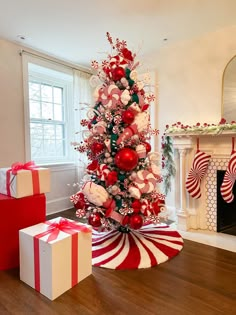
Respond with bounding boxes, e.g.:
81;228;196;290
1;210;236;315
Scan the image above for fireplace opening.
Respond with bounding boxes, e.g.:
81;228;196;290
217;170;236;236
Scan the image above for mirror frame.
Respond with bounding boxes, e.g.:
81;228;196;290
221;54;236;120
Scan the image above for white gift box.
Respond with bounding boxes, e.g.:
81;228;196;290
0;167;50;198
19;217;92;300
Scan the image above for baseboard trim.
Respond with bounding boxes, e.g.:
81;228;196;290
46;197;73;215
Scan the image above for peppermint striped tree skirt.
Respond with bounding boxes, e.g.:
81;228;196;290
92;224;183;269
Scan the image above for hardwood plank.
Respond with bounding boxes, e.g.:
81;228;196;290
0;210;235;315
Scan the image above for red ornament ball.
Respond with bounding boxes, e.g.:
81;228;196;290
91;142;104;155
131;200;142;213
115;147;139;171
112;66;125;81
74;200;86;210
122;110;135;124
143;141;152;153
106;171;118;186
129;214;143;230
122;215;130;226
88;212;101;227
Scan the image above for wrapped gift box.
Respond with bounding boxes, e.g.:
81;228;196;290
0;165;50;198
19;217;92;300
0;193;46;270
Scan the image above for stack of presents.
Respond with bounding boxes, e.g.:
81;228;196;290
0;161;92;300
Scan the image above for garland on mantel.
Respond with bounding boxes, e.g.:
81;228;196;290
165;118;236;135
161;118;236;194
161;135;176;195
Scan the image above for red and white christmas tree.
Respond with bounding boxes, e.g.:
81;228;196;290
71;33;166;232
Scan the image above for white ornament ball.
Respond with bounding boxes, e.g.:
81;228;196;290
107;157;113;163
130;172;137;180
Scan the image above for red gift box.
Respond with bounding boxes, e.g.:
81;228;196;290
0;193;46;270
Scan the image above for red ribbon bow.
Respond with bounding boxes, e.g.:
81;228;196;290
6;161;41;196
37;218;91;243
11;161;38;175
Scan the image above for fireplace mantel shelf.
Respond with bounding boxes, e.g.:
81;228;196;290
166;130;236;137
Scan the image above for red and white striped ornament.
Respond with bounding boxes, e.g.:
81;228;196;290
76;208;86;218
97;164;110;181
101;85;121;109
134;170;157;194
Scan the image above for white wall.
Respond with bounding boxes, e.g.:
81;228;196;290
0;39;77;214
153;25;236;209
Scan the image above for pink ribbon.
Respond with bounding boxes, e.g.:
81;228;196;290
35;217;91;242
6;161;40;196
11;161;38;175
33;218;91;292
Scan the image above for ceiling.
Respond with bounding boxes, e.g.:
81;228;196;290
0;0;236;69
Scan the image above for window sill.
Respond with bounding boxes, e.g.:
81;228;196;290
37;162;77;171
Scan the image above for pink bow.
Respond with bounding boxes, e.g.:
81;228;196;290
11;161;38;175
36;218;91;243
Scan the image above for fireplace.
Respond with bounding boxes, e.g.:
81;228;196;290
167;131;236;234
217;170;236;236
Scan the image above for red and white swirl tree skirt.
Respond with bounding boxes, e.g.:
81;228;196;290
92;224;183;269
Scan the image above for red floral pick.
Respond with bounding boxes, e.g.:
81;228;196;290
121;48;133;61
219;118;226;124
105;171;118;186
106;32;113;45
87;160;99;171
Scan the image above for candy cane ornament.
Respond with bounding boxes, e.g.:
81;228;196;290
220;137;236;203
185;138;211;199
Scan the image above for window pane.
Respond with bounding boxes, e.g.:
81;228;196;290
41;84;52;102
30;123;44;158
56;140;64;156
29;82;40;101
42;102;53;120
31;140;44;158
29;100;41;119
54;104;63;121
44;124;55;139
44;140;56;156
53;87;62;104
55;125;63;139
30;123;43;137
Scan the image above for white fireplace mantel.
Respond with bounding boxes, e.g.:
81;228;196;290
166;131;236;232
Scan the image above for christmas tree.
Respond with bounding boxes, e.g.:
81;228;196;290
71;33;166;232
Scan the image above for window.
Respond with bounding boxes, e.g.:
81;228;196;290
22;54;92;165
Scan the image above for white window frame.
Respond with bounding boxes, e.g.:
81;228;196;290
22;54;75;166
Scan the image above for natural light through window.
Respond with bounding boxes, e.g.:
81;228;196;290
27;62;73;165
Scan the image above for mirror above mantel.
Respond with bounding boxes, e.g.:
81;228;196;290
222;55;236;122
